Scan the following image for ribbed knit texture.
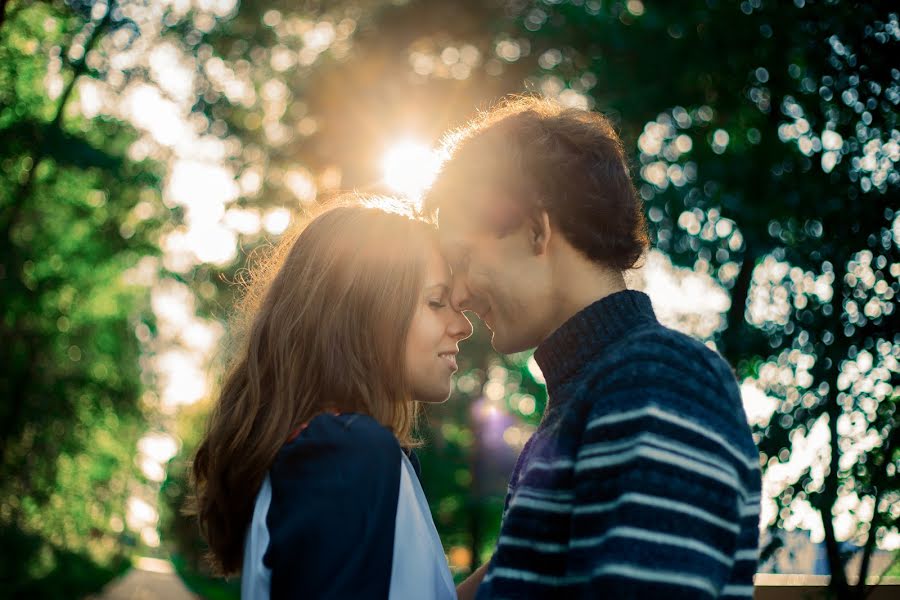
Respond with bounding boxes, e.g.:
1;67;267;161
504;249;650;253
476;290;761;599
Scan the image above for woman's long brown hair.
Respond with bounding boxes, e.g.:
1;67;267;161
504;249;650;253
190;200;433;575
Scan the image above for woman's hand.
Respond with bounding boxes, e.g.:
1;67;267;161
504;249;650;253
456;561;490;600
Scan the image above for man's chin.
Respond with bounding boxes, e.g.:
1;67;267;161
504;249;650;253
490;329;531;355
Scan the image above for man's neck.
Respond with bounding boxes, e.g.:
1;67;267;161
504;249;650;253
546;246;627;340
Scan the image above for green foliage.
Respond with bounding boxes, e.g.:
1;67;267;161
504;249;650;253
1;1;170;595
0;525;131;599
888;551;900;576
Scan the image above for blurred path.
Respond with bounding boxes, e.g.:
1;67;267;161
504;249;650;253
90;557;198;600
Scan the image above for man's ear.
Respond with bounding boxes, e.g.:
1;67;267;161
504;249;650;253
530;210;552;256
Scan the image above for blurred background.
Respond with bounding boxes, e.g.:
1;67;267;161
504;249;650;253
1;0;898;598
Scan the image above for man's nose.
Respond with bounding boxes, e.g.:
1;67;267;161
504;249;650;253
449;276;472;312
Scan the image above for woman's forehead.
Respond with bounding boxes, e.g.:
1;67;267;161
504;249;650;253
424;244;452;276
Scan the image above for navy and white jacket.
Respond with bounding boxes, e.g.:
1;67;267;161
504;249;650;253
241;413;456;599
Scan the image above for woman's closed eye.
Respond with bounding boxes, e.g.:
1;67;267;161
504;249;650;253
429;299;447;309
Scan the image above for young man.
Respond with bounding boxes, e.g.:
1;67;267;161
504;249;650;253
423;97;761;599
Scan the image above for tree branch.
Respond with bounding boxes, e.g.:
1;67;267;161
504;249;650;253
0;0;10;34
1;2;113;241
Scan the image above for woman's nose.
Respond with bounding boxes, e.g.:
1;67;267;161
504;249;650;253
448;310;473;341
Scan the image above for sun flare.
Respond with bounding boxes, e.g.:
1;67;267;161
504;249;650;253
382;140;441;202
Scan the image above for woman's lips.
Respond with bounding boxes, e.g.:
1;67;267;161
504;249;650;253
439;352;458;371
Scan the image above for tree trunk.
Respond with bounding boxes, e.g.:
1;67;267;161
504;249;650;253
720;240;757;361
821;256;851;599
821;429;850;598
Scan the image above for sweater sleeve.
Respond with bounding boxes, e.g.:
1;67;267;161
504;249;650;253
568;396;742;599
263;413;403;599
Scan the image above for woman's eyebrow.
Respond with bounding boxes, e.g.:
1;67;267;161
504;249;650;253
424;283;450;294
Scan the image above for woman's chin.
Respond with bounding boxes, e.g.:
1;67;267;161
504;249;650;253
414;385;453;404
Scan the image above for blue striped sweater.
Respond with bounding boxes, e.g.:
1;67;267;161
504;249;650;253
476;290;761;599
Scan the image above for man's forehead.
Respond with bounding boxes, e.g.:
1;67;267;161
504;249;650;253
434;213;472;253
436;187;521;235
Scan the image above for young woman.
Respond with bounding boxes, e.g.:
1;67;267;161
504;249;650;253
190;200;472;599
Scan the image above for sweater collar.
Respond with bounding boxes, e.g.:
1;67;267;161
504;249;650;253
533;289;658;393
